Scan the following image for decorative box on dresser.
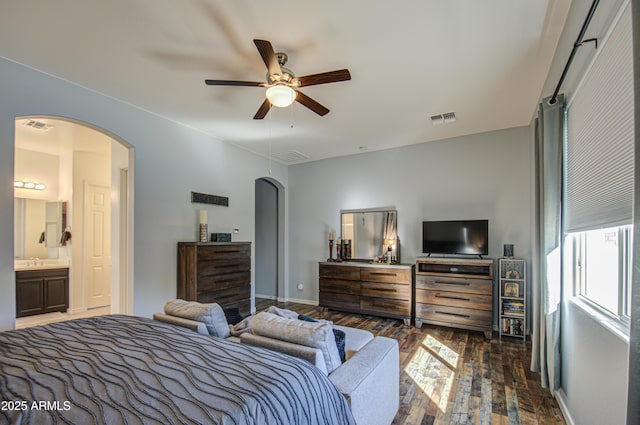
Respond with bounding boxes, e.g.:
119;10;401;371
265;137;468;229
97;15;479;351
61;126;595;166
415;257;494;339
319;262;414;326
177;242;251;316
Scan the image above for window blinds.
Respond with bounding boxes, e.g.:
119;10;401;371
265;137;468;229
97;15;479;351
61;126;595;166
565;3;634;232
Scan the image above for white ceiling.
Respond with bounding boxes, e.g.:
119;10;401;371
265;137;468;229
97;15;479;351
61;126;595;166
0;1;571;164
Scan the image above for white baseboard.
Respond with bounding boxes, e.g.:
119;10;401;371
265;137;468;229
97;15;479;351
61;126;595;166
255;294;277;300
281;297;319;306
554;388;574;425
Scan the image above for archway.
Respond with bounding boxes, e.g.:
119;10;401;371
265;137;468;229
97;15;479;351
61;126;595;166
254;177;285;303
14;116;134;323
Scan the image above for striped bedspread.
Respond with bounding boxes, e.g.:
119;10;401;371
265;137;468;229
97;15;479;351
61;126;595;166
0;315;355;425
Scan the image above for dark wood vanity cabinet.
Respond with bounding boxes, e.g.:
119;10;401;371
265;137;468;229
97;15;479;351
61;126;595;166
16;268;69;318
177;242;252;316
319;262;414;325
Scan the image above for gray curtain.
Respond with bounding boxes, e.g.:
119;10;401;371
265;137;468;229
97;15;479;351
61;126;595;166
627;0;640;423
531;94;564;392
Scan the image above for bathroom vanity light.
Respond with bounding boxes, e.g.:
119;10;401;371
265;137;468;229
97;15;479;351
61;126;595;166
14;180;46;191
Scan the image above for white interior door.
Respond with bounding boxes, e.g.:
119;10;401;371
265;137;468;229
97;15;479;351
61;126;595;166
84;183;111;309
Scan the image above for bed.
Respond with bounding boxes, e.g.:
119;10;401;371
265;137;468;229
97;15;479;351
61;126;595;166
0;315;356;425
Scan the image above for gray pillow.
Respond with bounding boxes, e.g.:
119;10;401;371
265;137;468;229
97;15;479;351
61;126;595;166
251;311;342;373
164;299;230;338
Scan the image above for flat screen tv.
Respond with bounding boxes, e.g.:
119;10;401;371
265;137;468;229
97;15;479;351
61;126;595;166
422;220;488;257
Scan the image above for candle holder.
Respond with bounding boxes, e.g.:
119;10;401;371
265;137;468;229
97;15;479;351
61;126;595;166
328;239;334;261
336;241;342;261
199;223;208;243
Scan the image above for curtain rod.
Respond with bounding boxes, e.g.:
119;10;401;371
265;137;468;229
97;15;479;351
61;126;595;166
549;0;600;105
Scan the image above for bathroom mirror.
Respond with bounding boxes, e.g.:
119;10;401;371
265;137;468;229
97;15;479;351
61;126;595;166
14;198;66;259
340;209;399;262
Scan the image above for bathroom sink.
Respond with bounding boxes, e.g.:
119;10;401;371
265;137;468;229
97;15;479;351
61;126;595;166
14;259;70;271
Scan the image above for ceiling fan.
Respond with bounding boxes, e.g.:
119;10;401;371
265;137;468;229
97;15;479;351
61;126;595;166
205;39;351;119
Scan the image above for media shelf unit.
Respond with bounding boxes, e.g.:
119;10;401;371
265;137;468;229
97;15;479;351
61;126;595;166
498;258;526;339
415;257;494;339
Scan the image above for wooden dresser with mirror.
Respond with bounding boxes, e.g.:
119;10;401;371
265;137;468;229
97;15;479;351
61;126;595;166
319;208;414;325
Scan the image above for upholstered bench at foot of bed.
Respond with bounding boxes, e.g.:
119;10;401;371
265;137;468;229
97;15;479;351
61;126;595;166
328;336;399;425
240;322;398;425
152;313;209;335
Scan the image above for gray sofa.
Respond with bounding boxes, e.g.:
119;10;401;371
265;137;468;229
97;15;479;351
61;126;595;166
153;309;399;425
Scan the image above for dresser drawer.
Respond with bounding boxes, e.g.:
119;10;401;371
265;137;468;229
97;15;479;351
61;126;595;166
319;265;361;281
198;284;251;306
198;257;251;276
416;288;492;310
319;291;360;310
361;281;410;301
361;297;411;317
415;303;492;328
319;278;360;295
361;267;412;284
197;243;250;260
416;275;492;295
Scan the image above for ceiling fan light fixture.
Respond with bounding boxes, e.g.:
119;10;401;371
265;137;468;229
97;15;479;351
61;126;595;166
266;85;296;107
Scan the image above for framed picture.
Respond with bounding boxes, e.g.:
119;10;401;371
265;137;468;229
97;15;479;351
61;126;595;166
505;270;521;279
504;282;520;297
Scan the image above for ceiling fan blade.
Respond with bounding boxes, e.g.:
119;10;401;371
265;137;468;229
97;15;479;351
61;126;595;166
297;69;351;87
253;39;283;78
253;98;272;120
294;90;330;116
205;79;265;87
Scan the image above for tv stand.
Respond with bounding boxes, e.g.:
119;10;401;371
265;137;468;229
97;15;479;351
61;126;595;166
415;257;493;339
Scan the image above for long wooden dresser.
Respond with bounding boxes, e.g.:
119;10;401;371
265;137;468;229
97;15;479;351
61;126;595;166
319;262;414;326
177;242;251;316
415;257;494;339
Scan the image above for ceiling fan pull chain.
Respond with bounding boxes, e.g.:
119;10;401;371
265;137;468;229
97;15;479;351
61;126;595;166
268;108;273;175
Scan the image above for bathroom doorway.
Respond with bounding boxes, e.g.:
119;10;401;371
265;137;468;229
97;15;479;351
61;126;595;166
14;117;134;327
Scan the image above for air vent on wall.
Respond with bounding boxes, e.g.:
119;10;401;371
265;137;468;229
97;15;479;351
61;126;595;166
271;150;309;163
23;120;51;131
430;112;456;125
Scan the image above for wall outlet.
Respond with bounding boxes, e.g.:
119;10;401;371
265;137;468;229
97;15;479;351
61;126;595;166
297;283;304;291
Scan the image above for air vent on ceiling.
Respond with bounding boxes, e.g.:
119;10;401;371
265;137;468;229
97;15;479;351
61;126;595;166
430;112;456;125
23;120;51;131
271;150;309;163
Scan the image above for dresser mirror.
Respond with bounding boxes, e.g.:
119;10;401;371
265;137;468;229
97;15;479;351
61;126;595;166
340;209;399;262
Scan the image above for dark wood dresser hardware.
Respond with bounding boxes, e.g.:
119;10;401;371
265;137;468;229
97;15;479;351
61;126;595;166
415;258;493;339
319;262;414;326
177;242;251;316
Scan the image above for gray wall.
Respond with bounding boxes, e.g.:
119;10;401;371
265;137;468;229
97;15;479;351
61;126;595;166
288;126;534;319
0;57;288;330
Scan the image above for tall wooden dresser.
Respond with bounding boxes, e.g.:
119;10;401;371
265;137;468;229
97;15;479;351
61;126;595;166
415;257;494;339
177;242;251;316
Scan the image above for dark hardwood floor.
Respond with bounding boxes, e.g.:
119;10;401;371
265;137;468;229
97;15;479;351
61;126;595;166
256;298;566;425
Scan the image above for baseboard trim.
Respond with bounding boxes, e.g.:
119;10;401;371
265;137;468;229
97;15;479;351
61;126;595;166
554;388;574;425
280;297;319;306
255;294;277;300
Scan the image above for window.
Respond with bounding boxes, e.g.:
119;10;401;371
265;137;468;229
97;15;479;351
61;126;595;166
571;225;632;321
563;3;633;330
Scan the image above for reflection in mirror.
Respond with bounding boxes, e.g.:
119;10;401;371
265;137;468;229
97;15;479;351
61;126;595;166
341;209;398;262
14;198;66;260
